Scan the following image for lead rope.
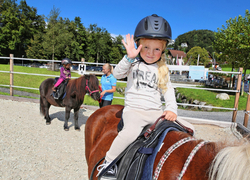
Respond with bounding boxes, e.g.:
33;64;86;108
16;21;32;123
153;137;196;180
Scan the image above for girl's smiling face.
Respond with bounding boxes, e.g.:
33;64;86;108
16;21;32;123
139;38;166;64
65;63;71;69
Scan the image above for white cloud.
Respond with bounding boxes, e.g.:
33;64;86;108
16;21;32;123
111;33;126;40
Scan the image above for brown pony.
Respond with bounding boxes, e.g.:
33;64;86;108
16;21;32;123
40;74;100;131
85;105;250;180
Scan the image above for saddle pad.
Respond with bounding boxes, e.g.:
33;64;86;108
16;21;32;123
117;121;186;180
140;127;179;180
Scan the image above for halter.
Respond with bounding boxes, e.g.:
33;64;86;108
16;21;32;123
85;79;100;95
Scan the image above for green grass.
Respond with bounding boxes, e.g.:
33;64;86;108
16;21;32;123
176;87;248;111
0;64;248;110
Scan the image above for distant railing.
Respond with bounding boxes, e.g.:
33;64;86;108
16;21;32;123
0;54;249;127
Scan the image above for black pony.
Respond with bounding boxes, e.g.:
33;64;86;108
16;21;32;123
39;74;100;131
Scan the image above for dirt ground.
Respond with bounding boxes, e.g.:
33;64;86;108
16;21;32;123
0;98;92;179
0;97;242;180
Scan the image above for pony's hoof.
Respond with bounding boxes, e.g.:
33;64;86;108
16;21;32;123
75;128;81;131
46;122;51;125
64;128;69;131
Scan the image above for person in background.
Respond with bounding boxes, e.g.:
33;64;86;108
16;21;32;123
52;58;72;92
99;63;117;108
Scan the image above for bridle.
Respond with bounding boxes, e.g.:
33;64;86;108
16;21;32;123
85;79;100;95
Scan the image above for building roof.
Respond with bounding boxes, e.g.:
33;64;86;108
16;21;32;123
169;50;186;58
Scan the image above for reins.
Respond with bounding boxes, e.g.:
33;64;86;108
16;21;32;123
144;115;194;138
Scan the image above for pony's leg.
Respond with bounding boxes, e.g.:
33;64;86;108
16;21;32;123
74;107;80;131
64;106;71;131
46;104;51;124
43;99;52;125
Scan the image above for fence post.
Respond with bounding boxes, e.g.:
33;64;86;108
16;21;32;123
244;87;250;127
10;54;14;96
232;67;243;122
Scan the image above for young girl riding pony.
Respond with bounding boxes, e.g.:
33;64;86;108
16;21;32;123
97;14;194;180
52;58;72;92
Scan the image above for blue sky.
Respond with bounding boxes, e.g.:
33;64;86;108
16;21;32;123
18;0;249;40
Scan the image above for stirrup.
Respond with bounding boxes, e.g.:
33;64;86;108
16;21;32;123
96;160;117;177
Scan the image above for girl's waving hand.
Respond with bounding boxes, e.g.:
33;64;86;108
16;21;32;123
122;34;142;59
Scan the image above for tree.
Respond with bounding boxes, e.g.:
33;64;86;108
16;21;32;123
70;17;88;61
1;1;127;63
174;30;215;54
86;24;112;64
0;0;45;57
109;35;126;64
0;0;4;14
26;32;47;59
185;46;210;66
42;6;73;60
0;0;21;56
213;9;250;76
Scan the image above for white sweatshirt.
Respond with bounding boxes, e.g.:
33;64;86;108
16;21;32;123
113;56;177;115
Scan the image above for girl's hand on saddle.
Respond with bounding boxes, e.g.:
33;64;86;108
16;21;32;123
162;111;177;122
122;34;142;59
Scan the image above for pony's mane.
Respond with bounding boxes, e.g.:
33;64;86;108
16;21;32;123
209;138;250;180
70;75;87;101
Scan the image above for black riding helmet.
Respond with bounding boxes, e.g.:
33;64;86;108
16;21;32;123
134;14;172;43
62;58;72;65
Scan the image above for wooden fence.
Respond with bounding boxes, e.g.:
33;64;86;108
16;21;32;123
0;54;250;127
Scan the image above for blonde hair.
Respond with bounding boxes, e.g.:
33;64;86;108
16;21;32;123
104;63;113;74
157;53;169;93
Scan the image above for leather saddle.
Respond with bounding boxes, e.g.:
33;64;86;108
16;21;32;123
96;116;193;180
52;78;68;100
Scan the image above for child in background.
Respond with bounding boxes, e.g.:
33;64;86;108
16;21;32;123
52;58;72;92
97;14;194;180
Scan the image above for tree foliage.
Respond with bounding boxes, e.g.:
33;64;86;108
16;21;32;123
185;46;210;66
86;24;112;63
110;35;126;64
174;30;215;54
0;0;45;57
42;6;74;60
0;0;127;64
213;9;250;75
